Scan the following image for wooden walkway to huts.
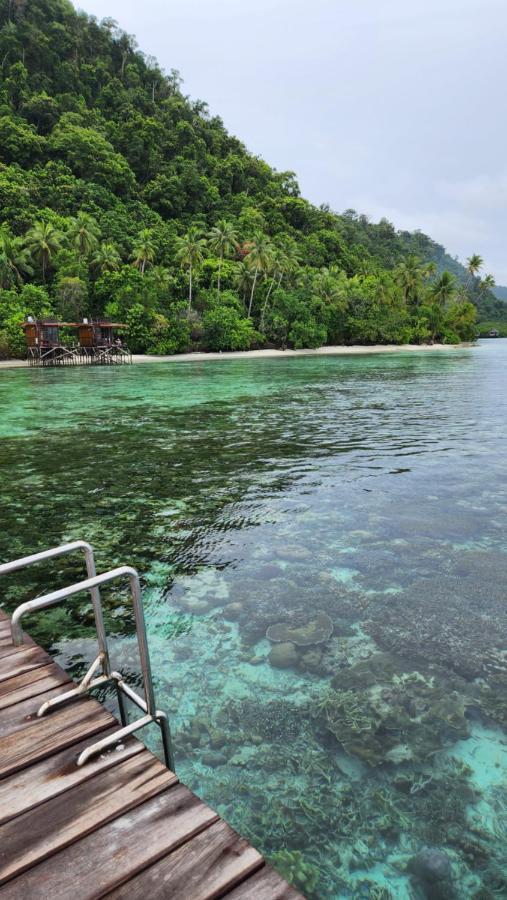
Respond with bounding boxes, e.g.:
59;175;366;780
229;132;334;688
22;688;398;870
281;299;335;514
0;610;302;899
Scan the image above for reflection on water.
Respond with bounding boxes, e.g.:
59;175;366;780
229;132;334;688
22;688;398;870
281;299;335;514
1;342;506;898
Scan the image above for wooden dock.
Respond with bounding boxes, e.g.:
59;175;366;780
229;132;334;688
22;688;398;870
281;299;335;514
0;611;302;899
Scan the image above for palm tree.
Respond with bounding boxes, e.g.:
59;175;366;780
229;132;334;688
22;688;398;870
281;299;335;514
131;229;156;274
0;229;33;289
466;253;483;287
68;212;100;258
480;273;496;292
91;242;121;274
244;231;273;318
25;221;63;281
234;261;254;310
426;271;456;341
151;265;171;291
395;255;423;306
207;219;238;295
175;226;207;314
313;266;348;306
421;261;437;281
431;271;457;307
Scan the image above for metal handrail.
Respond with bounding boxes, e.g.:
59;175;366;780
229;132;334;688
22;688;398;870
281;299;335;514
0;544;175;770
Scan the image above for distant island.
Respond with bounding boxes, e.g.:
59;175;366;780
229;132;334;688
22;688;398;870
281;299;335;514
1;0;506;361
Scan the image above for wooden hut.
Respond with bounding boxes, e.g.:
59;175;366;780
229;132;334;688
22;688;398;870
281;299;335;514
77;320;126;351
77;320;130;363
22;318;131;366
22;319;79;366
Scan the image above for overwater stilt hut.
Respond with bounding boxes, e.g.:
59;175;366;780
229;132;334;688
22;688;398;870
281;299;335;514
22;317;132;366
22;318;81;366
77;319;131;364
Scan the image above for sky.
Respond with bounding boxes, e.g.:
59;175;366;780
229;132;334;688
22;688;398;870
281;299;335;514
80;0;507;283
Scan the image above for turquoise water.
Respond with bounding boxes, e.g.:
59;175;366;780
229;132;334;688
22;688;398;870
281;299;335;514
1;342;506;898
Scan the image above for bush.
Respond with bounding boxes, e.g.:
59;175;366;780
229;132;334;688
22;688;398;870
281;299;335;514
289;318;327;349
148;315;191;355
0;284;53;358
125;303;155;353
203;306;258;351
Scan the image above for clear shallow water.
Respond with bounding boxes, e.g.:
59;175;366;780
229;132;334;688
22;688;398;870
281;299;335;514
1;342;506;898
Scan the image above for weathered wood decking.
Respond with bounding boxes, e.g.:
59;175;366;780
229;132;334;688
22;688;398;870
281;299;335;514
0;611;302;899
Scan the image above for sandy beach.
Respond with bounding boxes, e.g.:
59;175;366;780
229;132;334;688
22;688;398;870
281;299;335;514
0;343;474;370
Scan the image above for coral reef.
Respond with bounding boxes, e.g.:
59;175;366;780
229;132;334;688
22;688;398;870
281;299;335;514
269;849;320;897
314;655;470;766
266;610;334;646
268;641;299;669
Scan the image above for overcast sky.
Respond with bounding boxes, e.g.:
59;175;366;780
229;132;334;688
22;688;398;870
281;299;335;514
81;0;507;283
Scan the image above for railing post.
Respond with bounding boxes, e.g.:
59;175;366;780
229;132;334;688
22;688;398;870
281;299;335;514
2;556;175;771
128;570;157;718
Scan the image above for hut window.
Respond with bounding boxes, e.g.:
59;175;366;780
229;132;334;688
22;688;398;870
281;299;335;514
43;326;59;344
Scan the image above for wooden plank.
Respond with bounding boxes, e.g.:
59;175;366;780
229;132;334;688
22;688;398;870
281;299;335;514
106;819;263;900
0;684;81;739
0;637;37;658
1;784;218;900
0;612;35;649
0;695;116;778
0;663;72;710
0;645;51;683
0;750;177;883
0;620;12;641
223;865;305;899
0;729;146;824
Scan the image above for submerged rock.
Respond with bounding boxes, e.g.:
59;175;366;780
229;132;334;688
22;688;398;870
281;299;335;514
223;601;243;620
409;847;454;898
268;641;299;669
185;597;210;614
298;647;324;674
258;564;284;580
201;750;227;767
266;610;333;646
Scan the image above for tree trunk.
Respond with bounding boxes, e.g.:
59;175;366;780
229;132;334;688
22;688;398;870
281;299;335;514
260;277;276;331
217;254;222;295
187;263;193;315
247;266;258;318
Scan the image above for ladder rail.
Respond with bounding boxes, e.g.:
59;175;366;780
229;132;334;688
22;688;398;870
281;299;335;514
0;545;175;771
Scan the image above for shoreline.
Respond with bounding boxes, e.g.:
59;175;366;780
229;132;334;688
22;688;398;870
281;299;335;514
0;343;475;370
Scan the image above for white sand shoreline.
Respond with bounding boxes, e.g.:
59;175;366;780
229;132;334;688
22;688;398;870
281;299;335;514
0;342;475;369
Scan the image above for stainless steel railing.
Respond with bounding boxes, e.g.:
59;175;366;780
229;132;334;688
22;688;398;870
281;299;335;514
0;541;175;770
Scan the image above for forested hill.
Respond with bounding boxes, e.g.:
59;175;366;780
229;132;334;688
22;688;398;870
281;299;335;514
0;0;502;357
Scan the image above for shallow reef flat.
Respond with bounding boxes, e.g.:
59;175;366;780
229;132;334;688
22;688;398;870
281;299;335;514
1;343;506;898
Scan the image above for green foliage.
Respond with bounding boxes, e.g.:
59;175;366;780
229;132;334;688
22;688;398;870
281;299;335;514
477;321;507;337
55;275;87;320
148;310;191;355
289;318;327;349
0;115;45;165
48;115;135;194
0;283;52;358
125;303;154;353
203;305;258;351
0;0;493;360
